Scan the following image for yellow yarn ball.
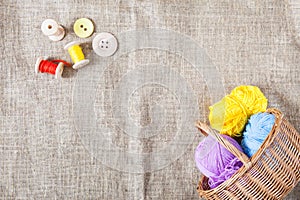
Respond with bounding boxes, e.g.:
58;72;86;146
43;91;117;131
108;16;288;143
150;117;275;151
230;85;268;115
209;85;268;137
209;96;248;137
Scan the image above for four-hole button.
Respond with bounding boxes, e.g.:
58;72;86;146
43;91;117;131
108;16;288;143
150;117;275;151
92;32;118;57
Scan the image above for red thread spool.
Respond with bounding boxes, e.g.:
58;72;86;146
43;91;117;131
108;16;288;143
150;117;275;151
35;57;70;79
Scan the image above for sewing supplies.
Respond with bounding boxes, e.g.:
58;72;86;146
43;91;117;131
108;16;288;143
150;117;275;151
64;41;89;69
241;112;276;157
41;19;65;42
92;32;118;57
73;18;94;38
195;82;300;198
194;134;243;189
209;85;268;137
35;57;70;79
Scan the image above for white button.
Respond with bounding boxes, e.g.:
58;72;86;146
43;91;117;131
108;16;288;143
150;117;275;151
41;19;65;42
92;32;118;57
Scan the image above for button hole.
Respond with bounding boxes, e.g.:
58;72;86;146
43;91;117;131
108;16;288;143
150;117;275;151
80;25;83;28
48;25;52;29
106;46;108;48
84;28;87;31
101;46;104;48
101;41;104;44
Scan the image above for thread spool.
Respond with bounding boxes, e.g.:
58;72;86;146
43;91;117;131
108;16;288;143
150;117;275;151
35;57;65;79
41;19;65;42
64;41;89;69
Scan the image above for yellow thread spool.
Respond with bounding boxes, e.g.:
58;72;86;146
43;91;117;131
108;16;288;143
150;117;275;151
64;41;89;69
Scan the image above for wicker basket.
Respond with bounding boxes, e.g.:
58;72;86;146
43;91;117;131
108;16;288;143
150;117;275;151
195;108;300;199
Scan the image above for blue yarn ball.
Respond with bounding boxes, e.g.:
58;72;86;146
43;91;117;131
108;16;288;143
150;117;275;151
241;112;276;157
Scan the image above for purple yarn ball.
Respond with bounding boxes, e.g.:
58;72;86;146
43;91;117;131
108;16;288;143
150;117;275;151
195;135;243;189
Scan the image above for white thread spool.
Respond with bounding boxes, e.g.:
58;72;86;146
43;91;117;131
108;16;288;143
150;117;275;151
41;19;65;42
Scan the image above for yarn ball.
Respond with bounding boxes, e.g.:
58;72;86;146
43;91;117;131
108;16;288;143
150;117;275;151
195;135;243;189
209;85;268;137
241;112;275;157
209;95;248;137
230;85;268;115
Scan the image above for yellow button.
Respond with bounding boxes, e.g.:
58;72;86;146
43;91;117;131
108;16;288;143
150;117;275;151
73;18;94;38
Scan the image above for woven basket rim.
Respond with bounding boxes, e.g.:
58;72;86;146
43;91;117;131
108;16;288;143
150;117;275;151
197;108;284;196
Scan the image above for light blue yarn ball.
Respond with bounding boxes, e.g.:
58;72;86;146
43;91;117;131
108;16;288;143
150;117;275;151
241;112;276;157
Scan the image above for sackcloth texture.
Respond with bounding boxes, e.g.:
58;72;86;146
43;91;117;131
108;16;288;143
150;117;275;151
0;0;299;199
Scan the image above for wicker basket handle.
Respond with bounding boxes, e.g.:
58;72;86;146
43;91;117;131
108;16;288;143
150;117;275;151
195;121;252;168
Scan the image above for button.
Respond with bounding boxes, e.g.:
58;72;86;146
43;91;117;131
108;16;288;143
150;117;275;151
92;32;118;57
41;19;65;41
73;18;94;38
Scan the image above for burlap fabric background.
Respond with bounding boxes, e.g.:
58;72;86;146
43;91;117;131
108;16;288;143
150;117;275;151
0;0;299;199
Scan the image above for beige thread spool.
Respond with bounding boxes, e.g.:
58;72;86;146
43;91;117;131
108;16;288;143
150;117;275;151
41;19;65;42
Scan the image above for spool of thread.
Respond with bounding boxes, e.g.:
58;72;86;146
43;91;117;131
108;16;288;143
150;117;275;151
209;85;268;137
41;19;65;42
195;135;243;189
241;112;275;157
35;57;69;79
64;41;89;69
